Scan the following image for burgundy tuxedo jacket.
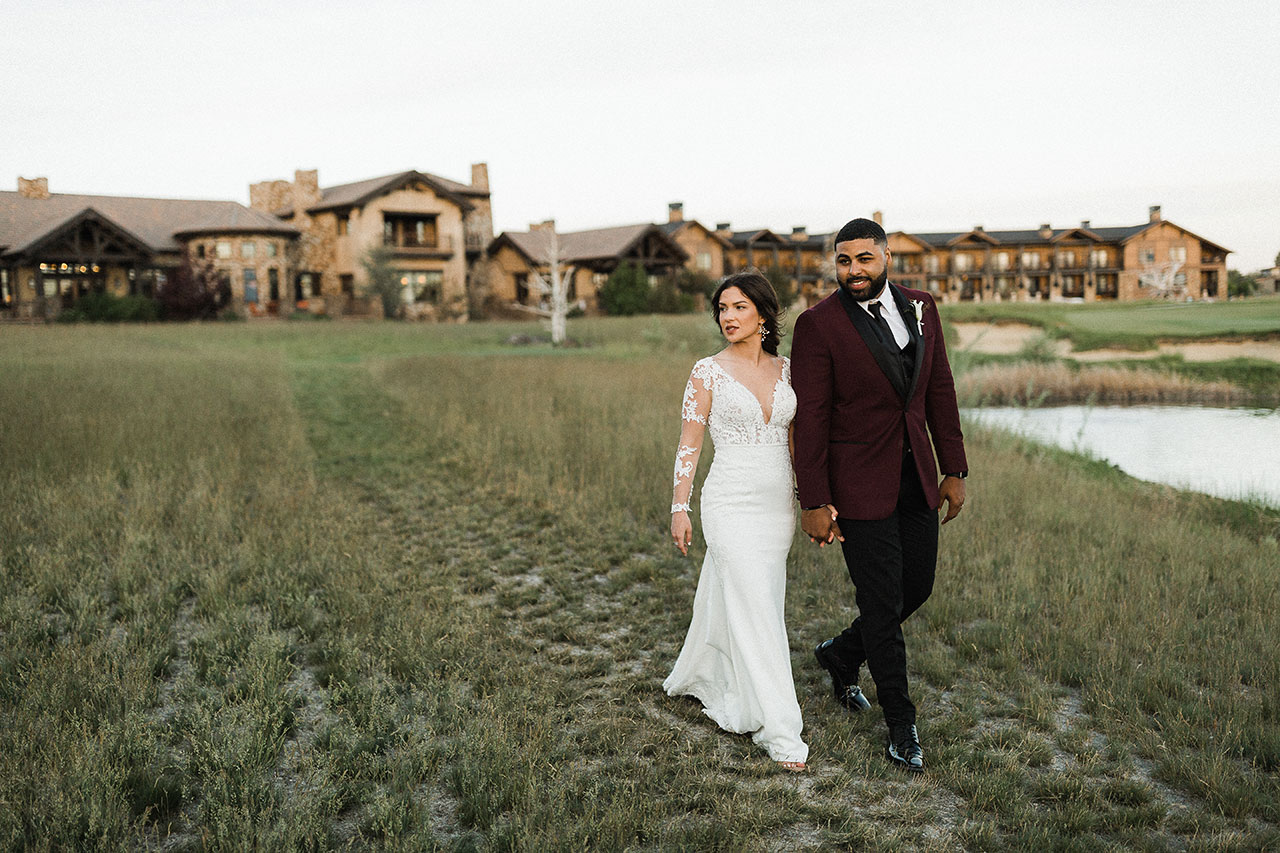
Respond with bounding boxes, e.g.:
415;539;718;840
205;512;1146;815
791;283;967;521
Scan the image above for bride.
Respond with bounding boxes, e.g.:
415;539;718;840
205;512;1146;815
664;270;809;771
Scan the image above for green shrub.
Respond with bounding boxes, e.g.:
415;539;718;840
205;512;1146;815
647;276;695;314
54;292;159;323
598;262;651;316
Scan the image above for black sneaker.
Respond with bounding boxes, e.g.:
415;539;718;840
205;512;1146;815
887;723;924;773
814;639;871;713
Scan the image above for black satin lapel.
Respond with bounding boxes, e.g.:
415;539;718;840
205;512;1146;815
837;287;907;400
891;284;925;401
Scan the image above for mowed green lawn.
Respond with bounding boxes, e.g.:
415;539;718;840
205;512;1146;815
1;319;1277;851
942;296;1280;351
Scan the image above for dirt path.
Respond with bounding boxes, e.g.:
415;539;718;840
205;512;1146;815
953;321;1280;363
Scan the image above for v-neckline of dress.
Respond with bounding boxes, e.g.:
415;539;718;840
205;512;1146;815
711;357;785;426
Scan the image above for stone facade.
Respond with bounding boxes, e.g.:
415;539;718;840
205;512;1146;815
884;207;1229;303
250;167;491;320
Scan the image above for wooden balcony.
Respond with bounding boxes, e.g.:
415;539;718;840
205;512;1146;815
383;234;454;258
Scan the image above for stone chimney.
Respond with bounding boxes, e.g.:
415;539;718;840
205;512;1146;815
872;210;883;225
1148;205;1162;223
715;222;732;236
18;177;50;199
294;169;322;208
668;202;684;224
530;219;555;233
791;226;808;241
973;225;984;233
1038;222;1053;240
1080;220;1091;229
471;162;489;191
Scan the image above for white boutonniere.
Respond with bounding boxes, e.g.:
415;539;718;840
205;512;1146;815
910;300;926;335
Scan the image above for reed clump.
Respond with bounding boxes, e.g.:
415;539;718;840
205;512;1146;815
958;361;1250;406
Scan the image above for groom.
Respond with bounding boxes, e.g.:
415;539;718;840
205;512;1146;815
791;217;967;773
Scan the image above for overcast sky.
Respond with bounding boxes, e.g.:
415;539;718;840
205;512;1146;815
4;0;1278;270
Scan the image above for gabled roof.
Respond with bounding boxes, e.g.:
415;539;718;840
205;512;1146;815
17;207;153;258
727;228;788;247
894;220;1228;253
297;170;478;215
658;219;733;248
0;190;297;258
491;223;687;265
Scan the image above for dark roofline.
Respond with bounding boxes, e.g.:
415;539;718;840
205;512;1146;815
307;170;475;214
10;206;154;259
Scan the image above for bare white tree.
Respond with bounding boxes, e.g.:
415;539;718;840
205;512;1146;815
1137;260;1185;299
528;222;576;346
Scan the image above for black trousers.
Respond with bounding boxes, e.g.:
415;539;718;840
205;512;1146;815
829;451;939;727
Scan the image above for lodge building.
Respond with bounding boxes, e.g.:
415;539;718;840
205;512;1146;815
1;170;1232;320
884;206;1229;303
1;165;493;320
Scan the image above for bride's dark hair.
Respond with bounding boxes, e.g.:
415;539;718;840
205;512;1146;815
711;270;785;356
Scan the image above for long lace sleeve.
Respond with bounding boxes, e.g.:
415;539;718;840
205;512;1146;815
671;360;714;513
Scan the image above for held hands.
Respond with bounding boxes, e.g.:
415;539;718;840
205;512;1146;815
938;476;966;524
801;505;843;547
671;511;693;556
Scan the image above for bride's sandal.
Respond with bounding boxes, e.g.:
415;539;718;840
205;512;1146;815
777;760;807;773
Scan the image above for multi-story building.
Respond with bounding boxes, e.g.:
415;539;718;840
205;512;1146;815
658;202;732;281
0;164;493;321
249;165;492;319
0;177;298;318
714;222;835;306
886;207;1229;302
485;221;686;315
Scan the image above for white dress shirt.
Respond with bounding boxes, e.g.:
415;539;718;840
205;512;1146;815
859;285;911;349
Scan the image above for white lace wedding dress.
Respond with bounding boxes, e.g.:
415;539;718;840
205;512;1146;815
663;356;808;764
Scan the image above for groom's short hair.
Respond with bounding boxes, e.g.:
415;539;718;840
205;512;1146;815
835;218;887;247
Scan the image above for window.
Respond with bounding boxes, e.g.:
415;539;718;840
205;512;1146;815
515;273;529;303
926;255;940;274
1139;248;1156;265
407;270;448;303
243;268;258;303
266;242;278;258
1174;273;1187;287
337;214;349;236
268;268;280;301
216;241;231;259
1170;246;1187;263
383;213;439;248
592;272;608;287
1057;250;1076;268
340;274;354;295
399;270;442;303
697;252;712;271
296;272;319;301
1;269;10;307
1021;252;1040;270
241;241;256;259
196;244;206;259
996;252;1010;271
1090;249;1109;268
954;254;971;272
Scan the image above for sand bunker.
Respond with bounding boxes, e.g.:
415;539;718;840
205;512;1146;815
952;322;1280;364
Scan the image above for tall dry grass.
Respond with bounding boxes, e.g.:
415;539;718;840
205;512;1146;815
957;361;1252;406
1;320;1277;849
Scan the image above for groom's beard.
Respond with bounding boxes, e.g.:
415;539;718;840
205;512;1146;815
840;268;889;302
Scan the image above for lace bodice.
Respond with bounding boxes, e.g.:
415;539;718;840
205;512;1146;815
671;356;795;512
686;357;795;446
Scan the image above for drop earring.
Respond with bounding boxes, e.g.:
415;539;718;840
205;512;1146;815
759;324;767;340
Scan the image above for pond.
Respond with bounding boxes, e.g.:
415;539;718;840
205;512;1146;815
963;405;1280;506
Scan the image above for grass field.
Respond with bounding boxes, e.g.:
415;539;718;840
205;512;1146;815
941;296;1280;352
2;317;1278;851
